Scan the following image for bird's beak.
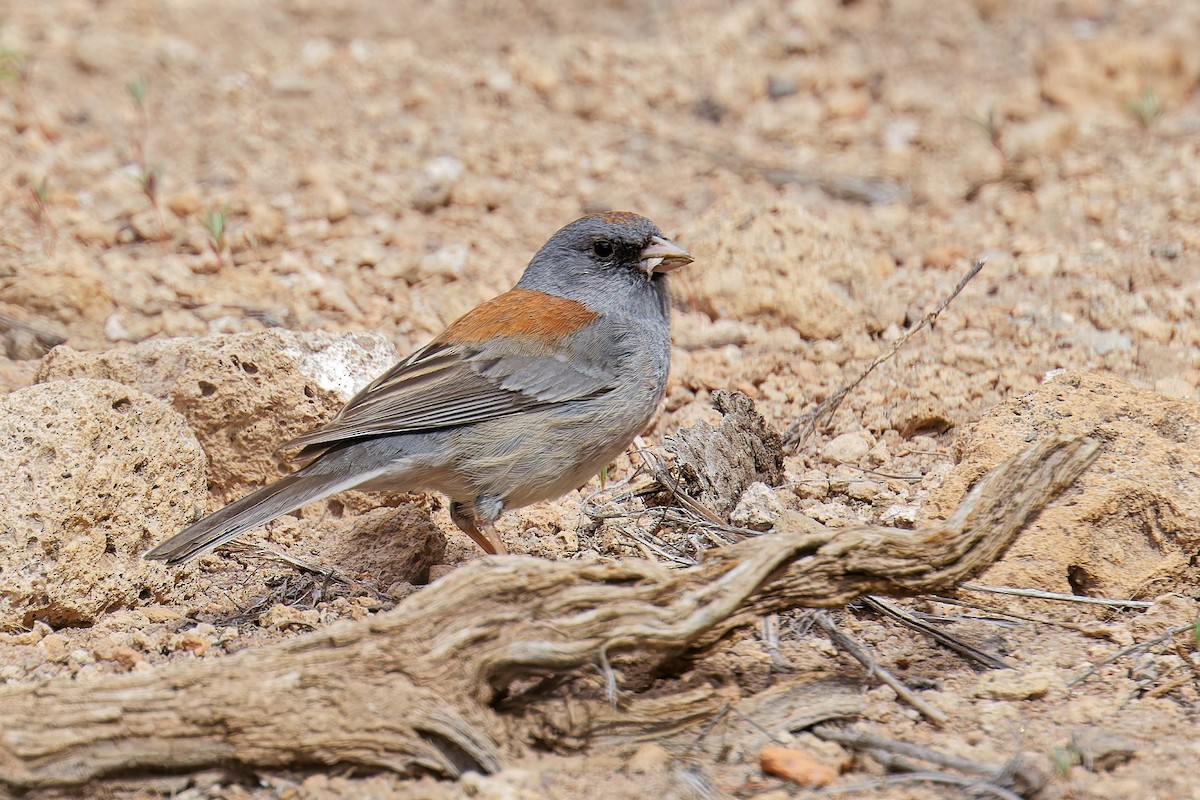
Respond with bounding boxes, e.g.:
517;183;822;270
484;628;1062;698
639;235;693;277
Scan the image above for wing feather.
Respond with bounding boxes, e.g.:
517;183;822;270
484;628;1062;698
283;298;618;456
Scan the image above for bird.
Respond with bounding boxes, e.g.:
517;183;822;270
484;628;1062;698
145;211;693;565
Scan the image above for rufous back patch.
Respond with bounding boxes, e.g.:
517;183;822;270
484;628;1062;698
589;210;647;226
434;288;599;345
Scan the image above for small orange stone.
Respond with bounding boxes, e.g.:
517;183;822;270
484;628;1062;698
759;746;838;787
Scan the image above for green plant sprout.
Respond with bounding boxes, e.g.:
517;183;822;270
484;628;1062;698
22;178;56;256
0;46;25;83
203;207;230;268
1127;84;1164;129
126;76;166;242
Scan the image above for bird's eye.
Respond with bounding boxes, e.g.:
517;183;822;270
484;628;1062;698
592;240;614;258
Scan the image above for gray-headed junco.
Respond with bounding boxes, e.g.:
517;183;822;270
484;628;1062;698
145;212;693;564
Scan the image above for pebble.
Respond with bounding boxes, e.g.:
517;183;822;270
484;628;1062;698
879;503;919;527
324;189;351;223
793;469;830;499
975;668;1060;700
846;480;881;502
41;633;69;663
767;75;798;99
1017;251;1065;280
258;604;322;630
627;742;672;774
759;746;837;787
821;431;874;464
730;482;785;531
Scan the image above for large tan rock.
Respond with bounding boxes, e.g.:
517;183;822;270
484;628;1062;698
36;329;397;503
922;372;1200;599
0;379;206;628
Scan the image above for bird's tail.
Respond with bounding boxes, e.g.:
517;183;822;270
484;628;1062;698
144;465;386;565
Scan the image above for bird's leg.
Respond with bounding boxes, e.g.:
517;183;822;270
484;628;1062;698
449;499;508;555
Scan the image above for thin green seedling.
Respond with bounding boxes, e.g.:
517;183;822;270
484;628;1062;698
203;207;231;268
964;106;1016;201
0;46;25;83
22;178;56;256
1127;84;1163;129
126;76;167;243
0;14;27;84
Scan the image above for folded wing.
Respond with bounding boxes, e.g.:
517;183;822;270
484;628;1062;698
285;290;617;457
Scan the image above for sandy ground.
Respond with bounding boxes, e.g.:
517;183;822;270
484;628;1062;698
1;0;1199;797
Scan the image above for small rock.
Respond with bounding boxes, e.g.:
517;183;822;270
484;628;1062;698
821;431;873;464
68;648;96;667
167;629;212;656
1019;252;1062;279
166;190;202;218
301;38;335;69
793;470;830;499
41;633;69;663
428;564;457;582
258;604;321;630
1070;727;1139;772
324;189;351;223
271;73;315;96
420;243;469;279
627;742;672;774
94;645;147;671
773;509;828;535
823;88;869;120
1150;240;1182;260
846;480;881;502
767;76;798;99
730;482;785;531
975;668;1059;700
923;246;966;270
143;606;184;622
891;398;955;438
1074;329;1132;355
72;217;117;247
759;746;837;787
355;241;385;267
880;504;919;527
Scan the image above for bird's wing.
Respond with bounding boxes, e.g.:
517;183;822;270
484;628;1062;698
284;289;616;455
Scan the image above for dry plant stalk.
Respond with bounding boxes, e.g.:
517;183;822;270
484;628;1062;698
783;257;986;451
0;436;1098;794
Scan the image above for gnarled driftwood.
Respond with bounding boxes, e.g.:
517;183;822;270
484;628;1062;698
0;435;1098;794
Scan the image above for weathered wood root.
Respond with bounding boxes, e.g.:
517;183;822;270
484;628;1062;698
0;435;1098;793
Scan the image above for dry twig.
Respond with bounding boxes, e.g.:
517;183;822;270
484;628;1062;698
960;583;1152;609
812;612;949;726
859;595;1013;670
814;725;1044;799
783;258;986;451
1068;621;1198;688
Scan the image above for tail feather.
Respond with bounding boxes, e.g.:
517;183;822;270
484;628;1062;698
145;467;386;565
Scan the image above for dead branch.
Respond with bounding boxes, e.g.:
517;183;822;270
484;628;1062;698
859;595;1013;670
813;725;1046;799
812;612;949;726
0;435;1097;793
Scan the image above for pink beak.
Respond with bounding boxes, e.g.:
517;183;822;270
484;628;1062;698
639;235;693;276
